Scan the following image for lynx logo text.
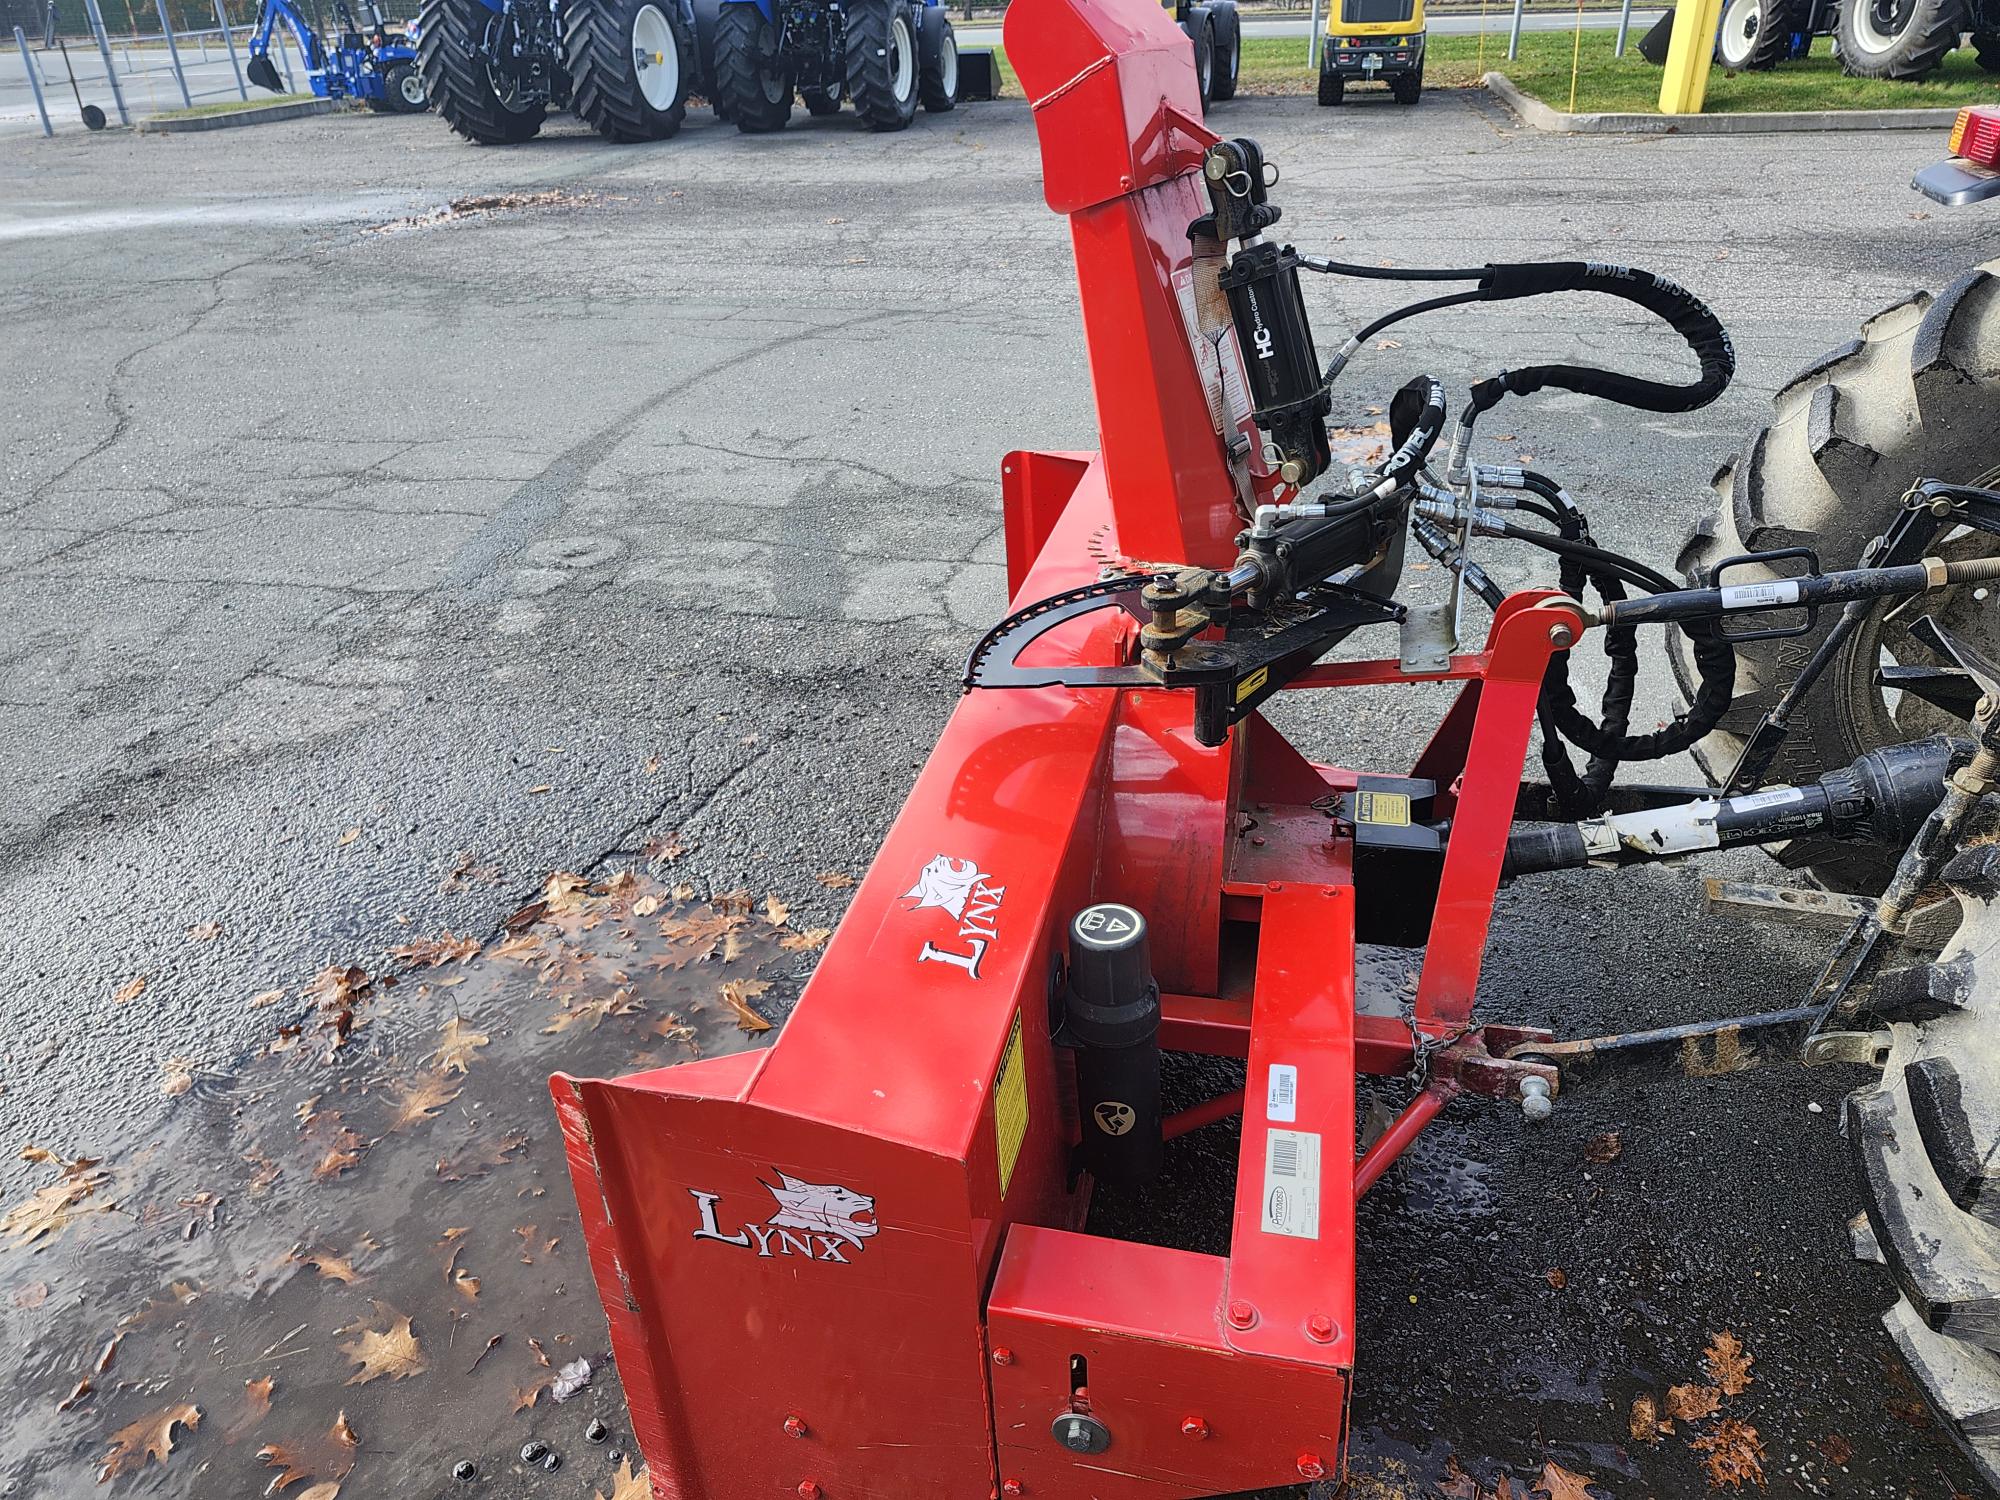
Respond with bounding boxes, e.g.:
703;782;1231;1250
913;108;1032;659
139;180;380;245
690;1173;879;1264
904;854;1005;979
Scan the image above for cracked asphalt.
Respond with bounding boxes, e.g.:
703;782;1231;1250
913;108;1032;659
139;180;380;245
1;86;1994;1498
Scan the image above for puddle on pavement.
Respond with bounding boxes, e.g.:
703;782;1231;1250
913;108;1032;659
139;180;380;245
0;870;810;1497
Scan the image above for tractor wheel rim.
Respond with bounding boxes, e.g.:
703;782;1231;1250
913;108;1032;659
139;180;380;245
1719;0;1760;60
631;3;679;110
891;13;914;100
1853;0;1910;50
399;68;427;104
940;29;957;95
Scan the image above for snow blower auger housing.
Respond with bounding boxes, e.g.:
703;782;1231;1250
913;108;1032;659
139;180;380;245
551;2;2000;1495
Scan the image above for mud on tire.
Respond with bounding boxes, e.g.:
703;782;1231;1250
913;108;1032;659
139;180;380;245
565;0;693;141
417;0;548;143
1670;264;2000;892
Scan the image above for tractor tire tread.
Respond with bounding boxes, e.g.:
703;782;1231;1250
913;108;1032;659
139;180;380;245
918;13;956;112
712;1;790;131
416;0;547;143
1837;0;1964;77
1209;8;1240;100
846;0;917;131
565;0;692;142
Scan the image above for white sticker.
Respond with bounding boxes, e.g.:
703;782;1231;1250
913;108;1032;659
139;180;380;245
1731;786;1807;812
1266;1064;1298;1124
1719;579;1801;610
1172;267;1228;435
1260;1129;1321;1240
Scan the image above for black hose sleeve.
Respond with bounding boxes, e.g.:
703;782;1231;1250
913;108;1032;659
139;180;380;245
1378;375;1447;485
1466;262;1735;416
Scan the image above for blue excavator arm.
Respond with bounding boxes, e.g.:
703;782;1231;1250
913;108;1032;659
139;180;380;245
246;0;326;88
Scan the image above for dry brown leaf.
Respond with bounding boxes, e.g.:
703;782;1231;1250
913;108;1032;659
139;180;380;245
778;927;832;953
763;893;789;927
2;1169;111;1245
296;1484;342;1500
258;1411;358;1491
385;1071;461;1133
1534;1462;1600;1500
452;1268;480;1301
96;1402;201;1482
114;976;147;1004
311;1127;367;1182
434;1017;489;1075
1630;1393;1668;1443
1667;1383;1722;1422
1544;1267;1567;1290
643;833;687;862
597;1456;651;1500
56;1378;92;1412
1583;1131;1622;1163
391;932;480;968
294;1246;361;1284
541;991;641;1035
1692;1418;1766;1489
160;1057;195;1097
812;871;855;889
340;1306;427;1384
528;784;553;795
632;893;663;917
720;979;774;1033
1704;1330;1753;1396
436;1130;528;1183
248;988;285;1010
545;870;593;914
338;826;362;846
222;1374;275;1442
490;932;546;963
511;1381;546;1413
187;920;223;942
527;1333;551;1366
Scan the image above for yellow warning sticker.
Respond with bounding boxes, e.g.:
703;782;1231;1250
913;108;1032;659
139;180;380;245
993;1010;1029;1199
1234;666;1270;704
1355;790;1411;826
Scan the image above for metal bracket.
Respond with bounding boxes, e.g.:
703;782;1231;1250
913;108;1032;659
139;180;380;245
1398;602;1454;675
1801;1029;1893;1069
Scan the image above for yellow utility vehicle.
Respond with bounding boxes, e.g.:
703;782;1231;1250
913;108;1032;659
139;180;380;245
1317;0;1426;104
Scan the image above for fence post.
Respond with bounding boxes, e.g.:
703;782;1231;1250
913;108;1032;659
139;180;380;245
215;0;248;96
13;25;54;135
1308;0;1322;68
1614;0;1636;54
82;0;131;124
276;14;295;88
1506;0;1527;58
154;0;192;105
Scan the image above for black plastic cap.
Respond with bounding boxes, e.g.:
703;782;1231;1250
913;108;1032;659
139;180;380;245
1069;904;1150;1009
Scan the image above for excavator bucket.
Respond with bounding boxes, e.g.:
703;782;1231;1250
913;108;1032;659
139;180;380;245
246;53;284;92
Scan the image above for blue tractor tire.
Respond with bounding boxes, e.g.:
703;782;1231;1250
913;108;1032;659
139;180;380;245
417;0;548;142
917;8;956;111
846;0;918;130
566;0;693;140
1715;0;1798;68
713;1;792;131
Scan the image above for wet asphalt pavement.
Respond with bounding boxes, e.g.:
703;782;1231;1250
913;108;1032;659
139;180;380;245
2;82;1994;1498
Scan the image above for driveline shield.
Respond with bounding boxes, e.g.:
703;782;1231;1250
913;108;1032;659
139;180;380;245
1064;903;1163;1187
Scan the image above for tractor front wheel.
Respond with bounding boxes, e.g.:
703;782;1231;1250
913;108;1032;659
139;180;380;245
918;11;957;112
1190;16;1215;108
712;1;792;131
566;0;693;140
416;0;548;144
1716;0;1796;69
384;60;430;110
846;0;919;131
1209;7;1240;100
1835;0;1963;78
1670;265;2000;892
1391;65;1422;102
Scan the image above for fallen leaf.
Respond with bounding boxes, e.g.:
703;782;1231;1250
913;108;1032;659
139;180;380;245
764;893;790;927
1818;1433;1852;1466
528;784;553;794
160;1057;195;1097
11;1281;48;1308
719;979;774;1033
385;1071;461;1133
248;988;285;1010
391;932;480;968
340;1306;427;1384
512;1382;546;1413
597;1456;651;1500
453;1268;480;1301
1533;1461;1600;1500
312;1126;367;1181
641;754;662;775
1704;1330;1753;1396
544;870;593;914
778;927;832;953
96;1403;201;1482
293;1246;362;1284
56;1378;92;1412
490;931;545;962
223;1374;275;1442
632;893;663;917
1629;1393;1668;1443
812;871;855;889
436;1130;528;1183
1692;1418;1766;1489
434;1017;489;1075
187;920;223;942
1583;1131;1622;1163
2;1168;111;1245
541;990;642;1035
644;833;688;862
1438;1454;1481;1499
1373;338;1404;350
114;976;148;1004
527;1334;552;1366
1666;1383;1721;1422
1545;1267;1567;1290
258;1412;359;1491
297;1484;342;1500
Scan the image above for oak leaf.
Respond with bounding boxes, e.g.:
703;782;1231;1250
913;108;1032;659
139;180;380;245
2;1168;111;1245
1533;1462;1600;1500
719;979;774;1033
436;1130;527;1183
311;1127;367;1182
248;988;285;1010
391;931;480;968
258;1411;358;1490
633;894;663;917
512;1381;546;1413
340;1306;427;1384
434;1017;489;1075
385;1071;461;1133
813;871;855;889
778;927;832;953
545;870;593;915
490;932;546;962
1704;1330;1753;1396
597;1456;651;1500
1666;1383;1722;1422
97;1402;201;1481
764;893;789;926
1691;1418;1766;1489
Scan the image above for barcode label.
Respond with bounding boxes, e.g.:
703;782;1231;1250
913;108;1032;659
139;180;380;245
1266;1063;1298;1124
1260;1129;1321;1240
1719;579;1800;610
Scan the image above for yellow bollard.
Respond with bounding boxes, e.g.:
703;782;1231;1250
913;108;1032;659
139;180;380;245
1658;0;1725;114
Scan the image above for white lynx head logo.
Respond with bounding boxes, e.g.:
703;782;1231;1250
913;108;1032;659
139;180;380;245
763;1173;878;1250
904;855;988;921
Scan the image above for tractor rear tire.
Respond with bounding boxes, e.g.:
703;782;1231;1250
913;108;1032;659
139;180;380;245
1836;0;1963;78
846;0;919;131
1391;66;1422;102
1669;266;2000;892
416;0;548;143
566;0;693;141
1209;7;1240;100
1716;0;1796;68
1190;17;1216;109
1317;66;1344;104
918;12;957;112
713;1;792;131
1975;30;2000;68
1846;844;2000;1490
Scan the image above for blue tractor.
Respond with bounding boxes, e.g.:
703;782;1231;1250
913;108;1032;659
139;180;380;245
708;0;960;132
246;0;432;111
415;0;702;143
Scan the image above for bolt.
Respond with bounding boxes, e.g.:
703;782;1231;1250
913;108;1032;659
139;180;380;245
609;1450;626;1466
1298;1452;1327;1480
1226;1299;1258;1330
1181;1416;1209;1440
520;1440;548;1464
1002;1481;1026;1497
784;1415;809;1439
452;1460;477;1482
586;1418;610;1444
1548;622;1576;648
1520;1075;1554;1123
541;1451;562;1472
1306;1313;1336;1343
798;1483;823;1500
991;1346;1014;1366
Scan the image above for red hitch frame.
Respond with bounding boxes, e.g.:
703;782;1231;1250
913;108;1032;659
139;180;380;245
553;2;1575;1493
